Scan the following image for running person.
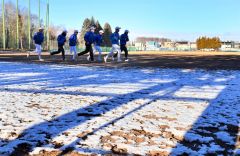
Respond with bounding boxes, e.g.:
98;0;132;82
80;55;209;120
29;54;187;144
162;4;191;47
50;30;68;61
29;27;44;61
104;26;122;63
69;30;79;61
114;30;130;61
88;30;104;61
78;26;95;61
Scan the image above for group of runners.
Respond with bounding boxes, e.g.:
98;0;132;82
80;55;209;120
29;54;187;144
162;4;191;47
30;26;130;63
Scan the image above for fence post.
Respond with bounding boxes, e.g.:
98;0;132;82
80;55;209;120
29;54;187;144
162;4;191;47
2;0;5;50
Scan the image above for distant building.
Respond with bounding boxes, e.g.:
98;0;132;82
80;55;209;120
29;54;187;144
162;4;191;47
160;41;175;51
220;41;240;51
145;41;161;51
221;41;234;50
163;42;175;48
190;42;197;50
234;42;240;49
175;41;190;51
134;40;198;51
135;42;146;51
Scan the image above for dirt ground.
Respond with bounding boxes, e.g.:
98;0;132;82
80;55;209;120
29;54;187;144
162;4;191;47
0;51;240;70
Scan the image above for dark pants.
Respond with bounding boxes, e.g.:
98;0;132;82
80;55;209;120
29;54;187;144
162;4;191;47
78;43;94;61
114;45;128;59
51;46;65;60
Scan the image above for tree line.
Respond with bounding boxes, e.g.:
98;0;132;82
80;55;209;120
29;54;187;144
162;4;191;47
0;1;37;49
196;37;221;50
79;17;113;47
0;1;114;50
0;1;55;50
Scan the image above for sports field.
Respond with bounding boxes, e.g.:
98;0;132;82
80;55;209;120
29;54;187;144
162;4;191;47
1;51;240;70
0;51;240;155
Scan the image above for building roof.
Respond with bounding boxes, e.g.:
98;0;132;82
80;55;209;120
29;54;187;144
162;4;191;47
176;41;189;44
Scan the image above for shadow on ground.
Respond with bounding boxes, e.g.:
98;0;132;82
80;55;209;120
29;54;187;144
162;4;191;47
0;61;239;155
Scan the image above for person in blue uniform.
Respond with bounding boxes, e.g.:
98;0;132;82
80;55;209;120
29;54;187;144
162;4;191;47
50;30;68;61
104;26;122;63
69;30;79;61
78;26;95;61
88;30;104;62
28;27;44;61
114;30;130;62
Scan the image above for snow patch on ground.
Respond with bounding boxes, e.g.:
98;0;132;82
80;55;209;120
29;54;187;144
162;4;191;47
0;62;239;155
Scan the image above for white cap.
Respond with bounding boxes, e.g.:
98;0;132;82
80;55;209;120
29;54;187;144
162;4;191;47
74;30;79;33
63;29;68;33
38;27;44;30
99;30;104;34
115;26;121;30
90;26;96;30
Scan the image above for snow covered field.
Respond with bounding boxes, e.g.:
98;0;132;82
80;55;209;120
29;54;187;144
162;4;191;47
0;62;239;155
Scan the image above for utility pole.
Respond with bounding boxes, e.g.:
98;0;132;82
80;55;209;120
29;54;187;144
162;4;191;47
2;0;5;50
16;0;19;49
28;0;31;49
39;0;40;27
45;0;50;50
47;0;50;50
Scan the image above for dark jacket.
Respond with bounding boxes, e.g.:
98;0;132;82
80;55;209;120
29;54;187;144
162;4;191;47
94;34;103;46
33;32;44;45
110;32;120;45
120;33;129;46
69;34;78;46
57;33;67;46
84;31;95;44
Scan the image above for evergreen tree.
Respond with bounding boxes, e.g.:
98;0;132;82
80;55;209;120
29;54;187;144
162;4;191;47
79;18;91;45
103;23;112;47
90;16;96;27
95;20;103;34
79;17;113;47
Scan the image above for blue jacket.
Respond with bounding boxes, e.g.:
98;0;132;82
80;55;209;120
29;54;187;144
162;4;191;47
110;32;120;45
84;31;95;44
94;34;103;46
57;34;66;46
120;33;129;46
33;32;44;45
69;34;78;46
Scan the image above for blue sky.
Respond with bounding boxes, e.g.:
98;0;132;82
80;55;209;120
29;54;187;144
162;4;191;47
15;0;240;41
